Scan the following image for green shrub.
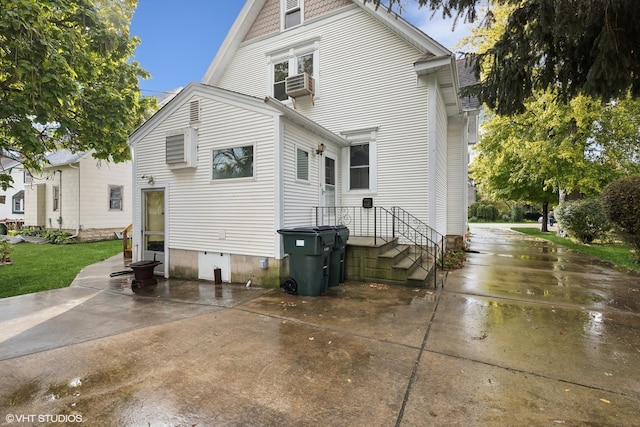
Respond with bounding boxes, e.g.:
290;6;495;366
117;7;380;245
39;230;74;245
555;198;611;244
0;240;12;262
602;175;640;262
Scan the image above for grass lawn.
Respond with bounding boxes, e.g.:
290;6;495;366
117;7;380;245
0;239;122;298
512;227;640;271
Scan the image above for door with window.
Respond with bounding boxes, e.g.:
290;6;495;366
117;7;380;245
322;155;337;224
142;189;165;274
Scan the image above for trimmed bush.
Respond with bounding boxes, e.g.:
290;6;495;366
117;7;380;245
602;175;640;262
469;202;499;221
555;198;611;244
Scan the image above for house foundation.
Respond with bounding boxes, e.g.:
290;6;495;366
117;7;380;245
168;248;288;287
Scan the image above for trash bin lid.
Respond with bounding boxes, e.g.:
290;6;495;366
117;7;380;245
278;226;335;234
130;260;160;268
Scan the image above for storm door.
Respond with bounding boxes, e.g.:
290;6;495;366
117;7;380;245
142;189;165;273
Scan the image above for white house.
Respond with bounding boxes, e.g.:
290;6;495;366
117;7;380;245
23;150;132;241
129;0;479;286
0;157;25;228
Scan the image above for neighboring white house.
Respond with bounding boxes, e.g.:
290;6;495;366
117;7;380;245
129;0;479;285
0;157;25;227
23;150;132;241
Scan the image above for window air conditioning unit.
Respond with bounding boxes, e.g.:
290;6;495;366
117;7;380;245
285;73;315;99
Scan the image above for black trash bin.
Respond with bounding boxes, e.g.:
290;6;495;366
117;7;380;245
278;226;335;296
329;225;350;287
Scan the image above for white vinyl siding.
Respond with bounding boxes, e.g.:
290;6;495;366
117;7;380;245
216;7;431;222
78;159;132;229
134;93;278;258
447;119;466;237
283;121;339;227
435;90;448;235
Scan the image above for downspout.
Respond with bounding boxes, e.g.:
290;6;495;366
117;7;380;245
56;169;62;231
68;162;80;239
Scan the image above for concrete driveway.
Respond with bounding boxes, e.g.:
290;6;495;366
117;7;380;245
1;224;639;426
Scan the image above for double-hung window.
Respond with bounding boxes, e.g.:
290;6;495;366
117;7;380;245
283;0;302;29
349;144;370;190
296;147;309;181
269;41;318;101
12;191;24;214
109;185;123;210
53;186;60;211
342;127;378;193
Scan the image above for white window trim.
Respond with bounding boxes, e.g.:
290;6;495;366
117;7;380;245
341;127;378;194
267;40;320;102
281;0;304;31
294;144;310;183
210;143;257;183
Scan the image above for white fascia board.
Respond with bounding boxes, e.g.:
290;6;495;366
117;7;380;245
414;55;452;75
201;0;266;86
415;55;462;115
263;97;349;147
353;0;451;57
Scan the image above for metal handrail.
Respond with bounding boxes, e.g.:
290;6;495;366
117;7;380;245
314;206;443;287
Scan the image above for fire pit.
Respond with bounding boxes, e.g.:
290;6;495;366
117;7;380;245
129;260;162;289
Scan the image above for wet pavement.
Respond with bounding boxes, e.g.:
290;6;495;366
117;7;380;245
1;224;639;426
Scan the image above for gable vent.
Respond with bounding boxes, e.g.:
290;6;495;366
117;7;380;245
189;100;200;124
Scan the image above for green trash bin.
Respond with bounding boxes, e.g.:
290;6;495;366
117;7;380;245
329;225;350;287
278;226;336;296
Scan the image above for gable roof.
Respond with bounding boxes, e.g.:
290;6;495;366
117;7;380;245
129;82;348;147
202;0;451;86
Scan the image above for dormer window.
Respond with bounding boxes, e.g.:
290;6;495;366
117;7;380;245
283;0;302;29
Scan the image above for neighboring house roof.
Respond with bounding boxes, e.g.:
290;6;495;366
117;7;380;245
202;0;451;87
129;83;349;147
44;150;88;167
156;87;183;108
0;156;20;172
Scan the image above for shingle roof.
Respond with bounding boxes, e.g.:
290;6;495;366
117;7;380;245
457;58;480;110
45;150;87;166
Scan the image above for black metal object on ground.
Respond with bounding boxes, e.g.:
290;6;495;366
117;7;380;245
129;260;161;289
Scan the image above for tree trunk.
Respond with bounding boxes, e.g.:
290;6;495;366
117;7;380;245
541;201;549;232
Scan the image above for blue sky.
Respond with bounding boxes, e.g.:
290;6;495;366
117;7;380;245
130;0;472;96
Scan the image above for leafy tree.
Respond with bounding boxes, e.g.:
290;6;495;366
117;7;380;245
602;175;640;262
471;91;640;230
365;0;640;115
0;0;154;190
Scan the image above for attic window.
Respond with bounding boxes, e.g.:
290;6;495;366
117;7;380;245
283;0;302;29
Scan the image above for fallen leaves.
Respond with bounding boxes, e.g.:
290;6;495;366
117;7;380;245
471;331;489;340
